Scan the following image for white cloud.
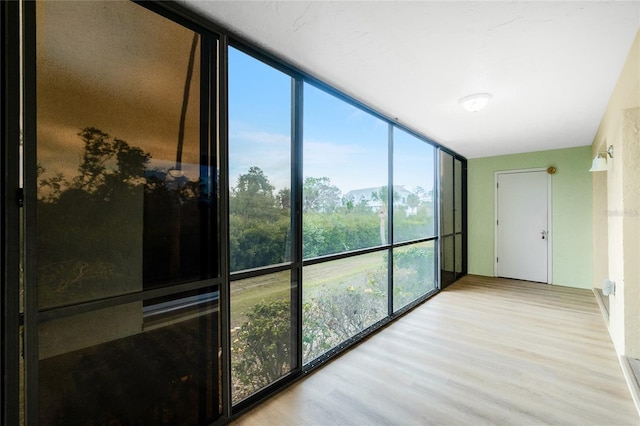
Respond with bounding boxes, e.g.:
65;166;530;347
303;138;387;192
228;131;292;191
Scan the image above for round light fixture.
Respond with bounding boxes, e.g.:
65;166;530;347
459;93;492;112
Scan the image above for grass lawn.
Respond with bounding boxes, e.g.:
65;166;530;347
230;251;386;329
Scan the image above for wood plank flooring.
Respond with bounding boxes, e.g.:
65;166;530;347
232;275;639;425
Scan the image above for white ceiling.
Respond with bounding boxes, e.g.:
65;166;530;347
179;1;640;159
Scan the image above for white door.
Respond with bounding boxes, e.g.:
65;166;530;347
496;170;550;283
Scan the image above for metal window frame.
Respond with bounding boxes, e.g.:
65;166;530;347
22;1;38;422
292;71;304;386
2;1;22;424
216;31;231;423
387;124;395;316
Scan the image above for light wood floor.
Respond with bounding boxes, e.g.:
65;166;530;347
232;275;639;425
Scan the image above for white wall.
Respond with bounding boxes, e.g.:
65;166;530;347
592;29;640;358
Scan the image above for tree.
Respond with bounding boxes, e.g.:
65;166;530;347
37;127;152;306
276;188;291;210
406;193;420;213
234;166;274;196
231;167;277;216
342;194;371;214
413;186;433;204
72;127;150;196
303;176;341;213
38;166;67;203
229;167;290;271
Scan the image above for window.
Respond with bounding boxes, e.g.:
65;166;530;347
302;83;392;364
440;151;466;287
32;2;220;423
302;83;388;258
36;1;213;309
303;252;388;364
393;128;435;243
393;241;436;311
228;47;297;404
39;291;219;425
230;271;293;402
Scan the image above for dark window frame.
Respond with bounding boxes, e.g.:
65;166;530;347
2;1;22;424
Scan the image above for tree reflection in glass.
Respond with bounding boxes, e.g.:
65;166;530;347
35;2;220;424
36;1;211;309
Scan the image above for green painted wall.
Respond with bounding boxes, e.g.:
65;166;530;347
467;146;593;289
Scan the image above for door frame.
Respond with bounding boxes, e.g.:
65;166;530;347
493;168;552;283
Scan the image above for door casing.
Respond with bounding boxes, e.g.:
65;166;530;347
494;168;552;283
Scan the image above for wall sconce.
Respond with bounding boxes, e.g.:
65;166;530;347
589;145;614;172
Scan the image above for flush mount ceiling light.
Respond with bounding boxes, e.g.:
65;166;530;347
459;93;492;112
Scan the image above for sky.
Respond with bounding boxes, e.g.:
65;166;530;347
229;47;435;196
37;1;202;184
36;1;435;200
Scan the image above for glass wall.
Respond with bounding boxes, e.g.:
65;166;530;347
393;241;436;311
393;128;435;243
230;271;293;403
301;83;441;364
302;83;388;257
228;47;297;404
228;47;292;272
455;158;464;275
33;1;220;423
39;291;219;425
36;1;213;308
392;128;437;312
15;0;467;421
440;151;466;287
303;252;388;364
302;83;392;363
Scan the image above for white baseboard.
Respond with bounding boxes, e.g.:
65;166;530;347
619;356;640;418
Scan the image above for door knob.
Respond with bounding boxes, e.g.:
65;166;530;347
541;230;547;240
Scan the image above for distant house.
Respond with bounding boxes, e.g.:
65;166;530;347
344;185;419;215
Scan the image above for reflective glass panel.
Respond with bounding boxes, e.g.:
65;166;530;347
393;127;435;242
303;252;388;364
36;1;212;308
455;158;463;233
440;151;454;236
393;241;436;311
230;271;295;403
303;83;388;258
455;233;463;274
39;291;220;425
228;47;292;272
441;235;455;287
